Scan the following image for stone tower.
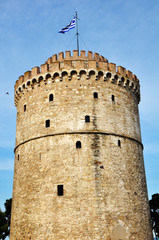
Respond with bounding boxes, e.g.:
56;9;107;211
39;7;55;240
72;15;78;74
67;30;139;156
10;50;153;240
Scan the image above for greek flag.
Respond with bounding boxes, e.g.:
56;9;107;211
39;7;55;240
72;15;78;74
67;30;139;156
59;17;76;34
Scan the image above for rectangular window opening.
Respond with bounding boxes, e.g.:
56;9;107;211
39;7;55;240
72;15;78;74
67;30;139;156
57;185;63;196
45;119;50;128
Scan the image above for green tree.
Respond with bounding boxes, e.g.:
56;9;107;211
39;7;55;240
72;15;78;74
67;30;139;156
149;194;159;239
4;198;12;228
0;198;12;240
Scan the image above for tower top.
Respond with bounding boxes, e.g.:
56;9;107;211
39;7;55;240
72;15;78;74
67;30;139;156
14;50;140;105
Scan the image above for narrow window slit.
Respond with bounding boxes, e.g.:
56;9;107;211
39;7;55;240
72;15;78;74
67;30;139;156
57;185;63;196
49;94;53;102
45;119;50;128
24;105;26;112
118;140;121;147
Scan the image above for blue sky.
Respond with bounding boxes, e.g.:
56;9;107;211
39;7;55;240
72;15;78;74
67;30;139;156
0;0;159;211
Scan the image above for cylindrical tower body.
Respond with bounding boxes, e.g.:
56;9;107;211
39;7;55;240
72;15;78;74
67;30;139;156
10;50;153;240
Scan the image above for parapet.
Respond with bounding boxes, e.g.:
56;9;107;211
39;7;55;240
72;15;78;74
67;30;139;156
44;50;108;63
14;50;140;105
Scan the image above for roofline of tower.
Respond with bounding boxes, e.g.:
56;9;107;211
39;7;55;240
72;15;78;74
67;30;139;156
14;50;139;90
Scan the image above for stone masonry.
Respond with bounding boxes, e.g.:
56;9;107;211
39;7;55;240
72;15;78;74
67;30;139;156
10;50;153;239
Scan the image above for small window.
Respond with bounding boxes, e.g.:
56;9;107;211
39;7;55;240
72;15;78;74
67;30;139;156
45;119;50;128
49;94;53;102
112;95;115;102
18;154;20;161
94;92;98;98
24;105;26;112
76;141;81;149
85;115;90;123
118;140;121;147
57;185;63;196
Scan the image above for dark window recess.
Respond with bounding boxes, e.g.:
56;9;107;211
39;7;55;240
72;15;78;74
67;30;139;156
24;105;26;112
94;92;98;98
112;95;115;102
49;94;54;102
57;185;63;196
85;115;90;123
118;140;121;147
76;141;81;149
45;119;50;128
18;154;20;161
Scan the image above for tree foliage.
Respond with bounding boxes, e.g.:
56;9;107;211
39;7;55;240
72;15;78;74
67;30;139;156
149;194;159;239
0;198;12;240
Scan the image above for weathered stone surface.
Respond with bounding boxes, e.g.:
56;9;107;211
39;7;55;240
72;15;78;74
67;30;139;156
10;51;153;240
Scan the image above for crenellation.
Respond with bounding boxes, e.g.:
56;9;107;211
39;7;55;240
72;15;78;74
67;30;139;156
47;57;52;64
14;51;141;105
99;55;104;61
31;66;40;76
52;54;57;62
65;50;71;59
109;63;116;73
58;52;64;61
133;74;139;84
117;66;126;77
73;49;78;58
19;75;24;83
99;55;107;62
80;50;86;58
24;71;31;81
41;63;49;74
87;51;93;60
126;70;133;79
94;52;100;61
15;75;24;89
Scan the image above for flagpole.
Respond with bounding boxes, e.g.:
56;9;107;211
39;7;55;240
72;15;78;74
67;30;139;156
75;11;79;56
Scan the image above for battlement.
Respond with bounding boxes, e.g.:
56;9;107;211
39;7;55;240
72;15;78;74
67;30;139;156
14;50;140;105
45;50;108;63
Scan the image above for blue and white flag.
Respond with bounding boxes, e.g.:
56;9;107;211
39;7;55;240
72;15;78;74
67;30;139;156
59;17;76;34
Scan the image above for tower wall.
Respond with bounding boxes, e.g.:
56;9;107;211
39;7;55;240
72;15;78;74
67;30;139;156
10;50;153;240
